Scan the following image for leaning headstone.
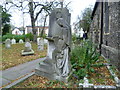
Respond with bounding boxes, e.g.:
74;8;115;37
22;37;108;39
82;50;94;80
11;38;16;44
19;39;24;43
38;38;44;51
21;41;34;55
5;39;11;49
44;39;48;44
35;8;72;82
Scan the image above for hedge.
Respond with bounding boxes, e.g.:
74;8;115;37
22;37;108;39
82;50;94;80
2;33;34;43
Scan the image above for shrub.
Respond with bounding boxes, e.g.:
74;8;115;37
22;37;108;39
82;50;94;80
71;40;100;79
2;33;14;42
2;24;11;36
42;34;47;39
14;35;25;42
2;33;34;42
72;34;77;43
25;33;33;41
2;33;25;42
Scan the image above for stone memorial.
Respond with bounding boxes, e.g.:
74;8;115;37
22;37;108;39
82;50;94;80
44;39;48;44
11;38;16;44
21;39;34;55
37;38;40;45
37;38;44;51
5;39;11;49
19;39;24;43
35;8;72;82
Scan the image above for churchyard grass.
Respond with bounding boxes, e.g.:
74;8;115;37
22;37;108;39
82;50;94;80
1;42;47;70
12;58;115;88
12;75;77;88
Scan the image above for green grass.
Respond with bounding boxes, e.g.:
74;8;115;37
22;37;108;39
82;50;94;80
1;42;47;70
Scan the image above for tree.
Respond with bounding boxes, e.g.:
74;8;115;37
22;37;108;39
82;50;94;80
1;6;11;35
2;24;11;35
0;6;2;35
76;6;93;32
4;0;59;42
3;0;70;41
2;9;11;24
28;0;59;42
81;7;92;32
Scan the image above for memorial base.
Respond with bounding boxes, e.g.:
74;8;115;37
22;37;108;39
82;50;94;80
21;50;34;56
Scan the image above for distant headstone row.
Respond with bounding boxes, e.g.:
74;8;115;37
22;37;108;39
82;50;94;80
11;38;16;44
19;39;24;43
5;39;11;49
5;39;24;49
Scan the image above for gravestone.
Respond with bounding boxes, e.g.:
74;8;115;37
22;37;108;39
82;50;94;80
44;39;48;44
21;39;34;55
37;38;40;45
5;39;11;49
11;38;16;44
35;8;71;82
37;38;44;51
19;39;24;43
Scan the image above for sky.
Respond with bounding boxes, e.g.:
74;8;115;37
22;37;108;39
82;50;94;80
66;0;96;24
1;0;96;28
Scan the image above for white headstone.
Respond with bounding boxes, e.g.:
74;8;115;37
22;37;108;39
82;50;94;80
21;41;34;55
44;39;48;44
24;42;32;52
11;38;16;44
37;38;40;45
19;39;24;43
5;39;11;48
38;38;44;51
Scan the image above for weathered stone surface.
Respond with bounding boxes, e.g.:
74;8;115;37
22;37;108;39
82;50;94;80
44;39;48;44
21;41;34;55
90;2;120;71
5;39;11;49
11;38;16;44
19;39;24;43
35;8;71;82
37;38;44;51
37;38;40;45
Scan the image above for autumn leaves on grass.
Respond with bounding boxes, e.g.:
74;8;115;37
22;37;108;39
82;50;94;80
2;43;47;70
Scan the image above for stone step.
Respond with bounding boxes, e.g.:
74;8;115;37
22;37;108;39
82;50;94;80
38;58;54;67
39;61;52;67
36;66;54;74
35;69;56;80
39;64;53;71
43;58;55;65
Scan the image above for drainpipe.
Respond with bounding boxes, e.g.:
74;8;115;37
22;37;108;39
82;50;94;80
100;2;103;54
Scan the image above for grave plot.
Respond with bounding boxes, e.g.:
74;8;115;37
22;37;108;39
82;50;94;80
6;56;119;89
3;41;120;89
2;43;47;70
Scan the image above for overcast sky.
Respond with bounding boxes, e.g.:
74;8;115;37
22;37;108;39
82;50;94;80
67;0;96;23
1;0;96;28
